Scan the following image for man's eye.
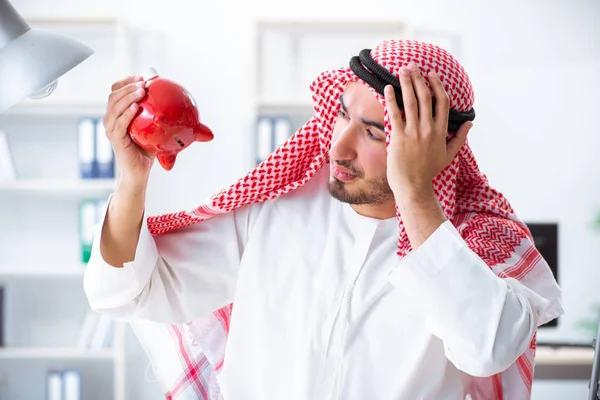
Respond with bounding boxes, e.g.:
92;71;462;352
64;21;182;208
337;110;348;118
366;130;383;142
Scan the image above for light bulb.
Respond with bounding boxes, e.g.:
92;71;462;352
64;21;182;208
29;79;59;99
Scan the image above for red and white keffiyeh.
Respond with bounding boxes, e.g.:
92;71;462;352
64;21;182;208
129;40;562;399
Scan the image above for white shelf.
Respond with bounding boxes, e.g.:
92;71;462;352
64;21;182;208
256;18;406;30
2;101;107;117
0;179;116;194
0;265;86;278
257;99;313;110
0;347;115;359
25;17;123;26
535;345;595;365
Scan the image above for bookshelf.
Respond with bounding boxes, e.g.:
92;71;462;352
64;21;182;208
249;20;470;167
0;16;130;400
251;19;408;166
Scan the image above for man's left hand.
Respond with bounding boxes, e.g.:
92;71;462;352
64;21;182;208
384;63;473;198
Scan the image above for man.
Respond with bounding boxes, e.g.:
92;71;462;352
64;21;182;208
84;40;563;399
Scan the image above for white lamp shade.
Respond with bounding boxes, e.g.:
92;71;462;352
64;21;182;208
0;27;94;113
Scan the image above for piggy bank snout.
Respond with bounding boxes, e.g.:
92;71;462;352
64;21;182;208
153;112;167;126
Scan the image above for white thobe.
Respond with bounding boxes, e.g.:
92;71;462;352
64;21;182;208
84;166;555;400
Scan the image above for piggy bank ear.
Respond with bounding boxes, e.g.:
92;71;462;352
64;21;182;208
195;122;214;142
157;154;177;170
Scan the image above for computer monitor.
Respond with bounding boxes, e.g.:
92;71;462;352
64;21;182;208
526;222;559;328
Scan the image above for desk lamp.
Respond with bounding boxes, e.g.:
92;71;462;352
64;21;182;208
0;0;93;113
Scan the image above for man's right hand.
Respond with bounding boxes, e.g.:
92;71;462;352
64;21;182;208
103;75;156;184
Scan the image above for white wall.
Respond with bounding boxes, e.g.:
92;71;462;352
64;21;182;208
10;0;600;398
133;0;600;343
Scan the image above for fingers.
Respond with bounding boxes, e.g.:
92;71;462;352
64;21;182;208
446;121;473;162
113;102;141;142
398;66;419;129
427;70;450;134
384;85;405;132
111;75;143;92
104;80;146;136
112;83;146;126
406;64;433;127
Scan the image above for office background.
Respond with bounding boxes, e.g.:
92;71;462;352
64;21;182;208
0;0;599;398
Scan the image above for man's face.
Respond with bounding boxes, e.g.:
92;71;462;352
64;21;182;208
328;82;395;206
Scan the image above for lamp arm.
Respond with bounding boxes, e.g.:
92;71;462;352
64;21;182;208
0;0;30;49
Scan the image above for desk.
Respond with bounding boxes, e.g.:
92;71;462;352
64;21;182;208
535;345;595;380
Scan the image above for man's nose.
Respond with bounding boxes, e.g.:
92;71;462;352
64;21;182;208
330;124;358;161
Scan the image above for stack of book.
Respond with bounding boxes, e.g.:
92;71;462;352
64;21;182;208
46;369;81;400
77;118;115;180
76;117;116;264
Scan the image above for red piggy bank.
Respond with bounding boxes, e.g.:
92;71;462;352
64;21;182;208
128;68;214;171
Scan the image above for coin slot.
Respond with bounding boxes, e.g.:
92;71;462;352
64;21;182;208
173;136;185;147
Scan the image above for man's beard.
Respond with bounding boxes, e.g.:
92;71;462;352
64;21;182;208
328;162;395;205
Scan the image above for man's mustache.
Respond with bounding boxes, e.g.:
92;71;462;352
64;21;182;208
331;159;362;177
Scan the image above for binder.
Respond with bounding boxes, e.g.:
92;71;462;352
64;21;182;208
256;117;274;164
95;119;115;179
77;118;96;179
79;200;96;263
46;370;63;400
63;370;81;400
273;116;292;147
